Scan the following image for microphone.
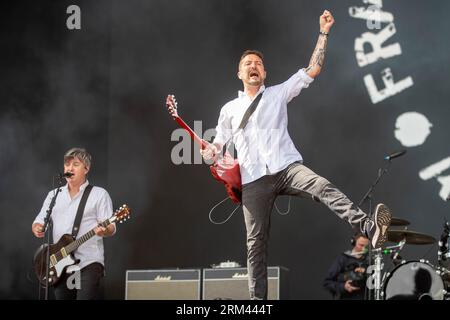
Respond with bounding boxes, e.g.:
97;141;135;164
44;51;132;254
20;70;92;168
384;150;407;161
59;172;74;178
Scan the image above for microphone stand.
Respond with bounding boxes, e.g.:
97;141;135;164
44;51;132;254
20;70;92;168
39;175;65;300
358;160;391;300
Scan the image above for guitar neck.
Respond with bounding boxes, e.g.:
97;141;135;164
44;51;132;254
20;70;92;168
65;220;110;254
174;116;207;149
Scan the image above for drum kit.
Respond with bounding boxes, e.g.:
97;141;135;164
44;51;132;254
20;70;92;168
368;217;450;300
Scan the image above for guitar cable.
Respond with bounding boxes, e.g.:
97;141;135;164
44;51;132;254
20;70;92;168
208;195;292;225
208;197;242;225
274;196;292;216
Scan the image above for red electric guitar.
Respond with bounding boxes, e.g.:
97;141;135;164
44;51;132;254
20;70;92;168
166;95;242;203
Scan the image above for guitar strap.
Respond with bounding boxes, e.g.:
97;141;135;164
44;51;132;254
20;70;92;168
238;91;264;130
71;184;93;239
222;91;264;154
209;92;264;223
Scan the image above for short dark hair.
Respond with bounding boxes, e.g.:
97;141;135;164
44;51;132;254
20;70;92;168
351;233;368;246
239;50;264;65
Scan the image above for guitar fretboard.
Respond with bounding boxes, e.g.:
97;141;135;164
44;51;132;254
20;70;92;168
65;220;110;254
174;117;207;149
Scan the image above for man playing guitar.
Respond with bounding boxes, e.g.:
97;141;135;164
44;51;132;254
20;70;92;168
198;10;392;300
32;147;115;300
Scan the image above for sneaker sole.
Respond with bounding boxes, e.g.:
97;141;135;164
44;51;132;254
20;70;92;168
372;204;392;248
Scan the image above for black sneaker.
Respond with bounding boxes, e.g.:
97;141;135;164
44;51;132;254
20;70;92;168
363;203;392;249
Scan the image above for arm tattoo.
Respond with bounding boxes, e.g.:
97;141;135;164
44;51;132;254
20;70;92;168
308;33;328;70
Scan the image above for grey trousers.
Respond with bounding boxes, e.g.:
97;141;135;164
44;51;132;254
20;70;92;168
242;162;367;300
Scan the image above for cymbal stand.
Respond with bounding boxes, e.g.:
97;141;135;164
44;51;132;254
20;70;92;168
371;248;384;300
359;161;392;300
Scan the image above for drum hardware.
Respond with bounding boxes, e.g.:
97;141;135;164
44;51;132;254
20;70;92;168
368;241;406;299
381;240;406;255
365;221;449;300
437;266;450;280
387;240;406;266
374;251;384;300
438;220;449;266
437;266;450;299
366;248;385;300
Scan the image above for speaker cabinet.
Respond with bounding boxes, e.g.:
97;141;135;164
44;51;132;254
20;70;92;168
125;269;201;300
202;266;288;300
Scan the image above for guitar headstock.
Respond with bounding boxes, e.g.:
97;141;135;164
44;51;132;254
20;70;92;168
111;204;131;224
166;94;179;119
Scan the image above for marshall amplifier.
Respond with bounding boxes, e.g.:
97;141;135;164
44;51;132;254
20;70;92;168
202;266;288;300
125;269;201;300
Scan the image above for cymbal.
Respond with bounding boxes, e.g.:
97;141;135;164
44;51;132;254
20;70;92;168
387;229;436;245
390;217;410;226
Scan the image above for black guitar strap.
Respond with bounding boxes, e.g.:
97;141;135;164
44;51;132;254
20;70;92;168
71;184;93;238
209;92;264;223
238;91;264;130
221;91;264;155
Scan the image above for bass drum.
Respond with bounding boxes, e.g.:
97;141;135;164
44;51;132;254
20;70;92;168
384;260;445;300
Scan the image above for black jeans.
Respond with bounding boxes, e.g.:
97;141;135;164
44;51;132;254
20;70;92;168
242;162;367;299
54;262;105;300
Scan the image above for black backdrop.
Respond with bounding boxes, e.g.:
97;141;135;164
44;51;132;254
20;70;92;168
1;0;449;299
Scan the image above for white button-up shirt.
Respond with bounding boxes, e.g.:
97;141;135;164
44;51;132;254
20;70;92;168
33;180;114;269
213;68;314;185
